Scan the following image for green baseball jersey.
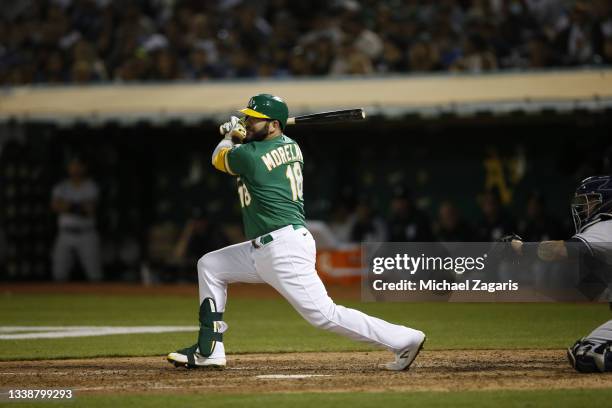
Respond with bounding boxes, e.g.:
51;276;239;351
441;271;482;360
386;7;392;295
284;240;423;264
226;135;305;239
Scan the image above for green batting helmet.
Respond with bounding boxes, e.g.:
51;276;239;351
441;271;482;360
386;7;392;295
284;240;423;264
240;94;289;129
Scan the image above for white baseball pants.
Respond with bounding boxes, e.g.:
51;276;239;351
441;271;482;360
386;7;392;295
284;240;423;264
587;319;612;342
52;230;102;281
197;225;423;352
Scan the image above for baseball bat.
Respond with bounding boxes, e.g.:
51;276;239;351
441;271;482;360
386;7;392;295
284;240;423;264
285;108;366;126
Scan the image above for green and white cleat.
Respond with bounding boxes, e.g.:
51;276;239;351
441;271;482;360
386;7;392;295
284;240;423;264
167;343;226;369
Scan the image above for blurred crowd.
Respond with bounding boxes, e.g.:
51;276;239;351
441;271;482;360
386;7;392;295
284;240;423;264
2;0;612;85
40;157;572;282
145;185;570;282
326;186;568;246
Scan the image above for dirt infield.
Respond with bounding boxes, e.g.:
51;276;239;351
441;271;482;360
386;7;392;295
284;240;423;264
2;350;611;395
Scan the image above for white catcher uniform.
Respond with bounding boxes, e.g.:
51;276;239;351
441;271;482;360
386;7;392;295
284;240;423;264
565;176;612;373
167;94;425;370
566;218;612;373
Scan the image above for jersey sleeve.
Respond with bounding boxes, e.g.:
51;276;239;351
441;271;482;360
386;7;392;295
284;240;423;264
566;237;594;257
571;220;612;262
226;144;255;175
574;221;612;244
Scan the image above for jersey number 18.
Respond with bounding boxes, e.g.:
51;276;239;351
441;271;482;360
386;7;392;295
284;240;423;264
238;181;251;208
286;162;303;201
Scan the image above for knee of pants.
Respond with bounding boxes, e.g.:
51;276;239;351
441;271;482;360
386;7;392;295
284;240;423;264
302;300;337;330
197;253;220;281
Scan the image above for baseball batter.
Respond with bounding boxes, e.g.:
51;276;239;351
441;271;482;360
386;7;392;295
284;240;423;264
167;94;426;370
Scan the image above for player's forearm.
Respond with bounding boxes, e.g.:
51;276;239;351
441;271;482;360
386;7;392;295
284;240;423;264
537;240;568;261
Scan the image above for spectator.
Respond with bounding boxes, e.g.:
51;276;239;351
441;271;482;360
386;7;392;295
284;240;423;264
476;190;516;241
172;208;230;267
408;38;441;72
50;156;102;281
0;225;6;271
309;36;335;75
387;186;434;242
517;192;565;241
376;40;407;73
554;2;604;66
344;15;384;61
182;44;223;79
434;201;474;242
71;59;95;83
350;200;387;243
604;36;612;65
229;49;258;78
329;39;373;75
71;38;107;81
151;49;180;80
328;201;354;244
450;33;498;73
526;34;555;68
1;1;611;85
288;47;312;76
38;51;68;83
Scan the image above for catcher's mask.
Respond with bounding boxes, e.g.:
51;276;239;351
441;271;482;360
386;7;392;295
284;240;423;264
571;175;612;233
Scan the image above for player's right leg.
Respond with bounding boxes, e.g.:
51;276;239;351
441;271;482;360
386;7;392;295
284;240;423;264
51;233;74;282
74;231;102;282
168;240;263;369
254;227;426;371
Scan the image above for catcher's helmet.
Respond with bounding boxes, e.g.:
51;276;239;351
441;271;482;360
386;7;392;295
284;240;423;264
571;175;612;233
239;94;289;129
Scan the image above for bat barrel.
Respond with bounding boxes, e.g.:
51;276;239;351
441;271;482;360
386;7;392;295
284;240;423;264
288;109;365;125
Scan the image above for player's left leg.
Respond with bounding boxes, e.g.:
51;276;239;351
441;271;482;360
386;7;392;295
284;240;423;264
567;319;612;373
74;231;102;281
254;226;425;370
168;240;263;369
586;319;612;342
51;232;74;281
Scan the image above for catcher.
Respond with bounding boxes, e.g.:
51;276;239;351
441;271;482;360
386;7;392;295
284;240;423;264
166;94;426;370
506;175;612;373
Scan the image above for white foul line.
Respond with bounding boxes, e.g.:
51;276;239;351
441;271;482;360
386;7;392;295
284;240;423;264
0;326;198;340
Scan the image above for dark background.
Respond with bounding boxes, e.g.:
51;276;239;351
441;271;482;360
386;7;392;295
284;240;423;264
1;109;611;281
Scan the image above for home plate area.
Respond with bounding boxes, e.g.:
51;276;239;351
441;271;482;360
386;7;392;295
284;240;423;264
2;350;612;395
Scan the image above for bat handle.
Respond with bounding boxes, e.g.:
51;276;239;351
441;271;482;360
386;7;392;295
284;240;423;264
286;117;296;126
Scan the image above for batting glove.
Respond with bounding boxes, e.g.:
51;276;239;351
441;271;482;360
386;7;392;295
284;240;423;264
219;116;246;143
219;116;240;136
